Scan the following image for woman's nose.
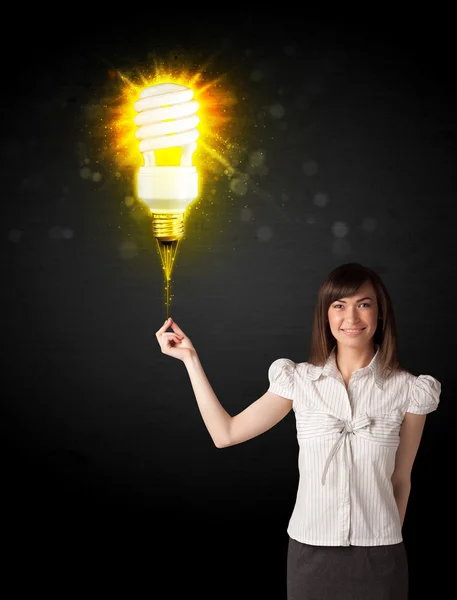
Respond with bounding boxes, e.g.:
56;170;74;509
344;312;361;325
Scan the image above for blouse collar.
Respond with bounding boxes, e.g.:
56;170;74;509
306;344;384;390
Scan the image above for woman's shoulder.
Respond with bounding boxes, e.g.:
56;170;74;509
297;361;326;377
385;367;442;414
268;358;314;382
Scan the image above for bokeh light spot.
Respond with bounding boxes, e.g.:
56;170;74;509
80;167;91;179
269;103;285;119
256;225;273;241
230;175;249;196
61;228;74;240
249;149;266;167
361;217;377;233
332;221;349;238
314;192;329;207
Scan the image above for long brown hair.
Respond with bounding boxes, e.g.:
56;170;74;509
308;262;411;378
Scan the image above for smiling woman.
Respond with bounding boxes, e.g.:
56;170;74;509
155;261;442;600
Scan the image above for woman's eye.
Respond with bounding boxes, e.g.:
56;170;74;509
333;303;371;309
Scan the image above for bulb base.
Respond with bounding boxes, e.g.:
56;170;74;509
152;213;184;242
137;166;198;210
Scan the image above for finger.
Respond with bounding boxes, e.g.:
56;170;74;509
169;319;185;336
156;318;172;336
162;332;183;340
161;333;183;346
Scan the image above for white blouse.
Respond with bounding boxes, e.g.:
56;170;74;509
267;344;441;547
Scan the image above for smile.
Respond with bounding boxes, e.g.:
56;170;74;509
341;328;366;336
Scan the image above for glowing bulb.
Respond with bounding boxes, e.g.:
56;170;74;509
134;82;200;242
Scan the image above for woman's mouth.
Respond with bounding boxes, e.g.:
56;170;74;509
341;328;366;336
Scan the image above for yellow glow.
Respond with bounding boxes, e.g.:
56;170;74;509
109;59;239;186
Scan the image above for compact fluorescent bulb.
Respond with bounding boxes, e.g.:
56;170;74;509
134;82;200;242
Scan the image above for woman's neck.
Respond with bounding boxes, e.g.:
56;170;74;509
335;344;376;380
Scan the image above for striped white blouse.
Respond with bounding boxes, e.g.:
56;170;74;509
267;344;441;547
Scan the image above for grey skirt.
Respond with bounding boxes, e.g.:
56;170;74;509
287;536;408;600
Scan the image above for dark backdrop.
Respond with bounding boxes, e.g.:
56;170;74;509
2;11;454;599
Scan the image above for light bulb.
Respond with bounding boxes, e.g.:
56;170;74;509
134;82;200;242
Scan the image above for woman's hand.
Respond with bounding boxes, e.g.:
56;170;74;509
156;318;197;362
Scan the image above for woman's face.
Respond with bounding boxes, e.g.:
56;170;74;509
327;281;379;348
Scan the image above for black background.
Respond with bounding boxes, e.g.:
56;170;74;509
2;11;455;599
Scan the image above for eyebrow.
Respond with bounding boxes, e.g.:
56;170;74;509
335;296;372;303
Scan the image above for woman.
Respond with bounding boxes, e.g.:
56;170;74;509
155;262;441;600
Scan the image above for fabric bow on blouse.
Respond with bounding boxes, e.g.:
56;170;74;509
321;413;372;485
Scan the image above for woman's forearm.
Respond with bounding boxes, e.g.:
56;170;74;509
392;480;411;527
183;350;232;448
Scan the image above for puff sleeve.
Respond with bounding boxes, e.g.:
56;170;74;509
268;358;296;400
406;374;441;414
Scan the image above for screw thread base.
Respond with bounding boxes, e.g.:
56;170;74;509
152;213;184;242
